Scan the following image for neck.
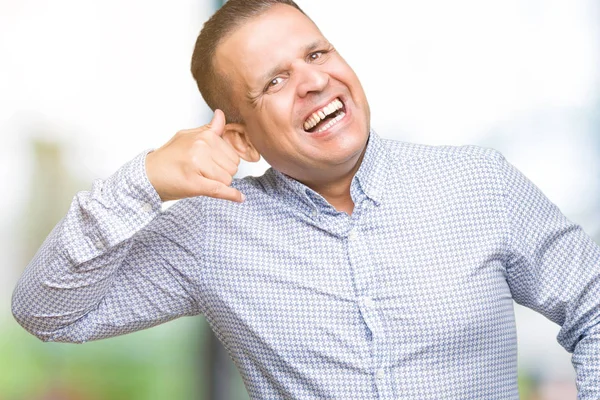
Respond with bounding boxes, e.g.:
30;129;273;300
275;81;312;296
300;148;366;215
309;178;355;214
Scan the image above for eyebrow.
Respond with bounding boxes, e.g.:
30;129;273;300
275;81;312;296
257;39;330;86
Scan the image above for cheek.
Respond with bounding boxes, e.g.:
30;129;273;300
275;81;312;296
261;94;296;131
327;55;355;76
329;59;364;92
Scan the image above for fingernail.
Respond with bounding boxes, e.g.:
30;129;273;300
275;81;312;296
240;193;246;202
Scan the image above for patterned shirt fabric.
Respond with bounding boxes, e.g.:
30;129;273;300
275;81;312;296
12;131;600;399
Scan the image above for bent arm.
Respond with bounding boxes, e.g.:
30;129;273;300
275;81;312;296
11;152;201;343
499;153;600;398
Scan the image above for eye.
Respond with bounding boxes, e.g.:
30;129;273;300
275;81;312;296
265;76;284;91
308;51;324;62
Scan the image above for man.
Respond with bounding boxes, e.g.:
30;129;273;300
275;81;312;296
12;0;600;398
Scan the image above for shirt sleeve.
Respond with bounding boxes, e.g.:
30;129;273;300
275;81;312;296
11;151;202;343
499;153;600;398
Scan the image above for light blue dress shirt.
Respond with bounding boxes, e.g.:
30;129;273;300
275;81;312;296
12;131;600;399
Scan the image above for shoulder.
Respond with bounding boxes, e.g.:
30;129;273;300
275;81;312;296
377;135;509;182
380;137;505;167
376;136;509;191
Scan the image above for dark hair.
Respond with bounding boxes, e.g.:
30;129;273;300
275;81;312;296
191;0;307;123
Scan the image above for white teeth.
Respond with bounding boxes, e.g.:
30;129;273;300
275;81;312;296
314;111;345;133
303;98;345;131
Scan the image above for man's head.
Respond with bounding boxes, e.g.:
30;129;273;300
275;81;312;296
191;0;305;124
191;0;371;187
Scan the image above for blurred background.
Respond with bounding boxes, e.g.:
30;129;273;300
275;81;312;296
1;0;598;398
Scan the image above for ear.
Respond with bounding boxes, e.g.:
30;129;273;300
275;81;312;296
222;123;261;162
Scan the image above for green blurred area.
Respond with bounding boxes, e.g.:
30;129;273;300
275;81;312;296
0;139;255;400
1;316;208;400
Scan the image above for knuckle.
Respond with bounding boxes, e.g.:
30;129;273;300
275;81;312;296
227;164;238;176
208;163;222;178
188;154;202;170
200;126;217;139
208;184;222;197
190;144;211;163
192;137;210;150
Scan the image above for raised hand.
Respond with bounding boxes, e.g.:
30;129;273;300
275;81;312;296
145;109;244;202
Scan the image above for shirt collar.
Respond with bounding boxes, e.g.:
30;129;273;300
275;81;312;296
267;129;389;212
354;130;388;205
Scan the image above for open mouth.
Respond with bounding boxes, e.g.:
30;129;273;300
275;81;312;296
303;98;346;133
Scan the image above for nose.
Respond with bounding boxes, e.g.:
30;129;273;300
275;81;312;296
296;63;329;98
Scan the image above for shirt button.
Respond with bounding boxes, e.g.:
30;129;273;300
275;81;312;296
312;209;318;218
94;240;105;251
376;369;385;379
141;202;153;212
348;229;357;240
361;296;374;308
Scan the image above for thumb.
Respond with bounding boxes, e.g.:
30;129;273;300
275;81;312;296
208;109;226;136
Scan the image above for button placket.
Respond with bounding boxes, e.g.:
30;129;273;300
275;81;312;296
362;296;374;308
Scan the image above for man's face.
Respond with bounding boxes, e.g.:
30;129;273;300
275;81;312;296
215;4;371;184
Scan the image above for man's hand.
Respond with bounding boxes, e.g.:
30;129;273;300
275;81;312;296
146;109;244;202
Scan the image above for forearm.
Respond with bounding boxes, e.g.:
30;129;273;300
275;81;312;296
571;330;600;399
11;151;162;341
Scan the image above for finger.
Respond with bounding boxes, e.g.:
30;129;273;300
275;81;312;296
200;132;239;166
196;176;245;203
212;152;239;177
213;136;241;165
198;161;234;186
207;109;226;136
